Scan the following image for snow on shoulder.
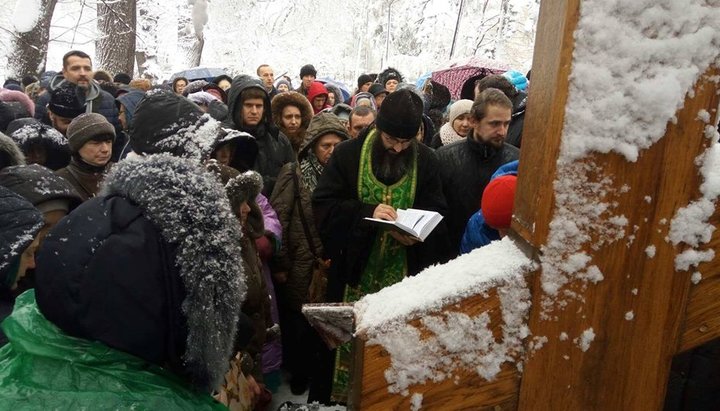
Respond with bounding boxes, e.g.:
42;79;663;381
354;237;535;396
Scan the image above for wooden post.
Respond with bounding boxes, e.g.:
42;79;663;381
514;0;720;409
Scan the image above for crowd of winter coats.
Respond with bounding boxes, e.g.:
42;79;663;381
0;50;536;409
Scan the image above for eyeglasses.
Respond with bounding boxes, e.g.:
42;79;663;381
381;132;413;148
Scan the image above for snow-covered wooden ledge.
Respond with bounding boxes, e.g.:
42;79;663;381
304;0;720;409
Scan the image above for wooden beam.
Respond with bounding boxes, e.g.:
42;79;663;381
355;289;522;410
679;211;720;352
515;8;720;407
511;0;579;247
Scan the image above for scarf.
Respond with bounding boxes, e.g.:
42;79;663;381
299;153;324;192
439;122;464;146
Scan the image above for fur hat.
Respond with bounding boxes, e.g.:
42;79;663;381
66;113;116;153
357;74;373;89
481;175;517;229
377;67;404;88
375;88;423;140
48;82;86;119
299;64;317;78
225;170;263;208
448;99;474;124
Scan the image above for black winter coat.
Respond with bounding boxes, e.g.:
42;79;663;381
436;134;520;256
0;186;43;347
224;76;295;196
312;128;451;301
506;92;527;149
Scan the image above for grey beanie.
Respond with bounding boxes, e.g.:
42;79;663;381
66;113;116;153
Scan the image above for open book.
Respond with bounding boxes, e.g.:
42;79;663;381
364;208;443;242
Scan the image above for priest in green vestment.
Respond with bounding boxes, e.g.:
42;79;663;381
310;88;451;404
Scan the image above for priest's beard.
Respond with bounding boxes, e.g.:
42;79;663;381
371;136;416;186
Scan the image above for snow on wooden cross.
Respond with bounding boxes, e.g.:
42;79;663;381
305;0;720;409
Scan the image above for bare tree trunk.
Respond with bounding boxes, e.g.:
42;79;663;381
6;0;58;78
136;0;159;80
96;0;137;75
177;0;207;68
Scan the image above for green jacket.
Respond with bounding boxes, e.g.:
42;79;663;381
0;291;226;410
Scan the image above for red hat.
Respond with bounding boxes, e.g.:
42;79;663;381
481;175;517;229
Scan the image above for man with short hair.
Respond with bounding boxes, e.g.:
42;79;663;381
34;50;123;161
347;105;376;138
436;88;520;257
224;75;294;196
256;64;278;99
310;89;450;403
55;113;115;201
295;64;317;97
475;74;527;148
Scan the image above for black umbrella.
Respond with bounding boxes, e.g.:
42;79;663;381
171;67;227;82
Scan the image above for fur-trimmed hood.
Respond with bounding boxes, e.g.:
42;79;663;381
271;91;313;151
35;154;245;391
101;154;245;389
0;132;24;170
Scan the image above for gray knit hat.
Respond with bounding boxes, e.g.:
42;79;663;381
66;113;115;153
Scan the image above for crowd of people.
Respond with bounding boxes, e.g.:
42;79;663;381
0;49;528;409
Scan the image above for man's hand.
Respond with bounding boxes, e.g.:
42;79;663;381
373;204;397;221
389;231;421;246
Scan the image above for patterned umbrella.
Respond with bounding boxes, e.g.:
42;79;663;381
431;56;510;100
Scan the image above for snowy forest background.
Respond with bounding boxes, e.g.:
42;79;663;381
0;0;539;86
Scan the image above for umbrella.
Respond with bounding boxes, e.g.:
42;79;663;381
431;56;510;100
316;77;352;102
171;67;227;82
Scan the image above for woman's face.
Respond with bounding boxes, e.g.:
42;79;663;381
214;142;235;165
277;83;289;93
281;105;302;135
313;133;343;166
174;80;187;94
327;92;336;106
452;113;472;137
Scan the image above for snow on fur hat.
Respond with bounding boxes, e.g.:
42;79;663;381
448;99;474;124
375;88;423;140
48;82;86;119
481;175;517;229
66;113;116;153
502;70;528;92
378;67;404;88
225;170;262;207
36;154;245;391
130;90;219;160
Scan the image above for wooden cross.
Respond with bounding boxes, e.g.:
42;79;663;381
305;0;720;409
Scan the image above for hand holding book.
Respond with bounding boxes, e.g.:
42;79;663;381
365;206;444;242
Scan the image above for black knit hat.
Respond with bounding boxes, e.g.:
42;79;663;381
48;82;86;119
357;74;373;89
368;83;388;97
113;72;131;85
300;64;317;78
375;88;423;140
